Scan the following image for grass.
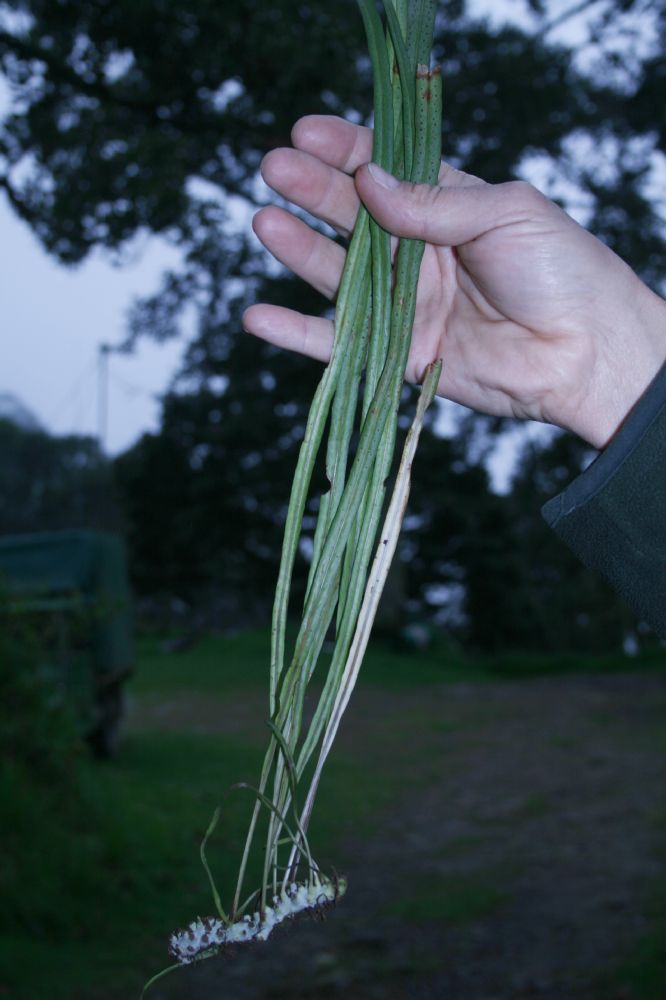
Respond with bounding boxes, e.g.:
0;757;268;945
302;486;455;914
485;644;666;678
132;629;665;694
593;810;666;1000
607;923;666;1000
133;628;492;695
1;629;467;1000
385;870;508;927
2;628;665;1000
0;730;265;1000
131;629;275;694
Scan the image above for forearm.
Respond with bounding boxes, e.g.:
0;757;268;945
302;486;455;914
543;358;666;637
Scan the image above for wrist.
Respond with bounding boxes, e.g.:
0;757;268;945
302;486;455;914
564;283;666;449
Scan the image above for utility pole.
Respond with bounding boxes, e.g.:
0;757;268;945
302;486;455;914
98;343;111;453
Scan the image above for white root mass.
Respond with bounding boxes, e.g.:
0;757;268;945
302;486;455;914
169;877;346;965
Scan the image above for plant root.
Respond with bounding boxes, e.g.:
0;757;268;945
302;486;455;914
168;875;347;966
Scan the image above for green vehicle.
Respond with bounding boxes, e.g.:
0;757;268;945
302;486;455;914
0;530;134;757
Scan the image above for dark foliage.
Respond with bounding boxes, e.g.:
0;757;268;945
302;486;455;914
0;418;119;534
2;0;662;649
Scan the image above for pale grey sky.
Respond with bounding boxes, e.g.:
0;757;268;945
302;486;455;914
0;190;186;454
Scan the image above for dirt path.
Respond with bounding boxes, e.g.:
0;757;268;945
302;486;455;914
144;672;666;1000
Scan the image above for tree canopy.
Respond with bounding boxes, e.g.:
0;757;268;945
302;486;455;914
0;417;116;534
1;0;663;649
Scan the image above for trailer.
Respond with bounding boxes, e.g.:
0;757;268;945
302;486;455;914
0;530;134;757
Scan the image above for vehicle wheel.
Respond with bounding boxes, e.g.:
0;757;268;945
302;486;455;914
88;684;125;759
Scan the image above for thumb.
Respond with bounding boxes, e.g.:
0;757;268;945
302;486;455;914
355;162;537;248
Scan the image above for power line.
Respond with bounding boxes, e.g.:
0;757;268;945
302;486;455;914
109;370;159;400
47;353;98;433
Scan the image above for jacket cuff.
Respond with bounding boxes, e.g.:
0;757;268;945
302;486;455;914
542;360;666;637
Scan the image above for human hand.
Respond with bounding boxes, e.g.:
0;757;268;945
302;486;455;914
243;115;666;449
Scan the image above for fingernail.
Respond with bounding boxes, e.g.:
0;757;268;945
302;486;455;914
367;162;400;190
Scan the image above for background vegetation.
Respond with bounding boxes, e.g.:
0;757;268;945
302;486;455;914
1;0;665;650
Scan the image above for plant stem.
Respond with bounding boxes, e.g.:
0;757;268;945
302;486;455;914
234;0;443;924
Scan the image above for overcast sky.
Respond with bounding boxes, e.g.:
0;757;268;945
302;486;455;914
0;191;187;454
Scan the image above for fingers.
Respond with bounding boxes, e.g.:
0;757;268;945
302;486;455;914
355;164;543;248
253;206;345;301
261;110;503;249
243;305;334;365
261;147;361;237
260;115;376;237
291;115;374;174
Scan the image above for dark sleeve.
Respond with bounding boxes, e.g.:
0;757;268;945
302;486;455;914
542;361;666;638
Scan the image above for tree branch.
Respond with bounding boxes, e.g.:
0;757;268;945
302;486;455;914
0;173;32;223
542;0;606;36
0;27;158;113
0;27;224;137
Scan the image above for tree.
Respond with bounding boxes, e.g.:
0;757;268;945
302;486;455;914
2;0;663;647
0;417;117;534
113;281;326;618
0;0;366;269
2;1;663;318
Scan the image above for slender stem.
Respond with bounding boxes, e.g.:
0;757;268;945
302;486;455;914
269;216;371;713
235;0;443;923
275;60;443;881
293;361;441;848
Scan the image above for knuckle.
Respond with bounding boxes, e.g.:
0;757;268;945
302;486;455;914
407;181;446;214
343;124;370;173
504;179;547;211
404;182;447;235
